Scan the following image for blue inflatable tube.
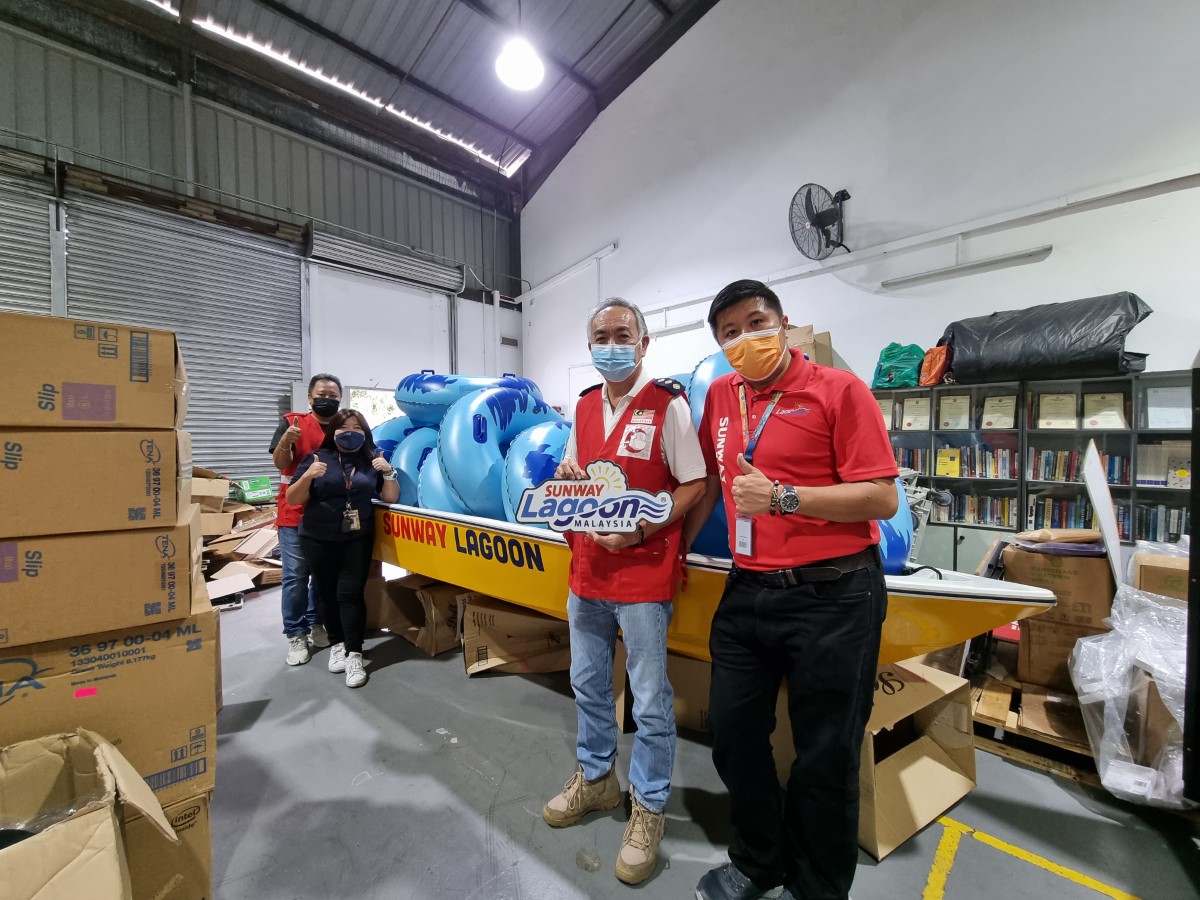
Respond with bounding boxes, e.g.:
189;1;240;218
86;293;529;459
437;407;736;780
502;421;573;526
417;445;471;515
439;387;564;520
372;414;421;460
684;351;736;557
395;371;544;428
389;426;439;507
877;480;914;574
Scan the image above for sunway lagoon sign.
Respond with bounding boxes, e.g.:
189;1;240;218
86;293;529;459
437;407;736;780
515;460;673;533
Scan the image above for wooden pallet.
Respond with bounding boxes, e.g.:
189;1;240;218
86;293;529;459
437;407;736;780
972;676;1100;785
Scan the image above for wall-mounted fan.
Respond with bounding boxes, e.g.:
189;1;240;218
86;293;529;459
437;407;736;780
788;183;851;260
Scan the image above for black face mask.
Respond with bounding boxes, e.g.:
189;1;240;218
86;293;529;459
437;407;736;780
311;397;340;417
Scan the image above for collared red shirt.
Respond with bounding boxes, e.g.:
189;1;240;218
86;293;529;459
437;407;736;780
698;349;899;570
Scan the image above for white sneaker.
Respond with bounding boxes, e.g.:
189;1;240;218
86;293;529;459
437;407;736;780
285;635;310;666
309;624;330;649
327;642;347;673
344;652;367;688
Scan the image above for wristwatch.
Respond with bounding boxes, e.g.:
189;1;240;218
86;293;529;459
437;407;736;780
382;469;397;481
777;485;801;515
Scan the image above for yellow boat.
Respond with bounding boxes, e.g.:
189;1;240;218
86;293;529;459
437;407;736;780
373;504;1055;664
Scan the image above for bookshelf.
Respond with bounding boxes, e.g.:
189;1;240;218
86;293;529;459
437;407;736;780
873;370;1192;569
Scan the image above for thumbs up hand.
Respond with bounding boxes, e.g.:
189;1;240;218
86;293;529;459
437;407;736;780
731;453;774;516
306;453;328;481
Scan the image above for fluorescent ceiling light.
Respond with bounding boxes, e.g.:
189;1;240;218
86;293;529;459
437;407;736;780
495;37;545;91
880;245;1054;290
135;0;180;15
191;17;530;176
652;320;706;339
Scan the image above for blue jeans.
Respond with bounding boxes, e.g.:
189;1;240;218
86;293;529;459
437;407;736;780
278;525;320;637
568;591;675;813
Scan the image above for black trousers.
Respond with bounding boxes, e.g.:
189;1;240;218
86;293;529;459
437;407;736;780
300;534;374;654
708;560;887;900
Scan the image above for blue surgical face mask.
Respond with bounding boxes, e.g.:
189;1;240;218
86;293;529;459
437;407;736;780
591;343;639;382
334;430;366;452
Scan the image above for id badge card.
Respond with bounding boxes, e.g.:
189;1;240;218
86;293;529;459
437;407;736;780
734;515;754;557
341;508;362;533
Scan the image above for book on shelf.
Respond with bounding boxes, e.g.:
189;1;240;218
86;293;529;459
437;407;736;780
980;395;1016;429
1137;440;1188;487
876;397;894;429
1026;448;1130;485
901;397;930;430
893;447;928;473
1082;392;1129;429
931;492;1015;528
1135;503;1190;542
935;447;961;476
1025;494;1103;532
1145;386;1190;429
1165;452;1191;490
946;443;1017;479
937;394;971;430
1036;392;1078;429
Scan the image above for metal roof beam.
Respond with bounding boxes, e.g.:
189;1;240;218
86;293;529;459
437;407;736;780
451;0;600;97
250;0;538;151
645;0;673;18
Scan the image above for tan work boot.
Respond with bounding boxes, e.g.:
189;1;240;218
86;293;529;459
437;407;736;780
615;790;665;885
542;766;621;827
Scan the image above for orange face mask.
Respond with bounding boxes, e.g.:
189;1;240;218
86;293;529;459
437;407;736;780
722;326;786;381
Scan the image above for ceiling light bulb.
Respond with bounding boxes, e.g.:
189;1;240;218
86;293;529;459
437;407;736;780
496;37;545;91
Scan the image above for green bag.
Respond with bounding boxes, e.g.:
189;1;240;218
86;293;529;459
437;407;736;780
871;342;927;389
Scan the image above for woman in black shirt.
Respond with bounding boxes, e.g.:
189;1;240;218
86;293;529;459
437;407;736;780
287;409;400;688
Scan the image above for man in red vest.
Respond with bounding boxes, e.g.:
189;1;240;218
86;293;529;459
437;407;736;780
687;281;899;900
542;298;707;886
269;373;343;667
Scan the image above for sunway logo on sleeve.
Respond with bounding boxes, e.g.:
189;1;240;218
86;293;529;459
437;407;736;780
515;460;673;533
0;658;51;707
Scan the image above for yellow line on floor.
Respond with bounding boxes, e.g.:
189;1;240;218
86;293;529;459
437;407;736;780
936;817;1143;900
922;817;970;899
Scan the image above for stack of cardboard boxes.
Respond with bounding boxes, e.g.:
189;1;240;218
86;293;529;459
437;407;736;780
0;310;217;899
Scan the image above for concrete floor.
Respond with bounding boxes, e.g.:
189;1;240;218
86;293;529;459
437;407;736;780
212;587;1200;899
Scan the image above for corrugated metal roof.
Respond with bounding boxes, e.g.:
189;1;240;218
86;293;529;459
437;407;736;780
175;0;718;182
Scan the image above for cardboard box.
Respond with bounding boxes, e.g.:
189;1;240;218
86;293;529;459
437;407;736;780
0;506;204;648
125;792;212;900
1131;553;1189;601
230;476;274;504
233;526;279;561
366;573;466;657
0;601;219;808
460;594;570;675
212;558;282;588
1003;546;1115;629
770;663;976;860
1;729;174;900
0;310;187;430
190;476;229;512
1018;618;1105;691
785;324;835;367
0;429;186;538
205;571;256;603
200;511;235;537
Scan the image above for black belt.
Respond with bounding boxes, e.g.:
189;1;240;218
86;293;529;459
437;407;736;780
731;546;880;588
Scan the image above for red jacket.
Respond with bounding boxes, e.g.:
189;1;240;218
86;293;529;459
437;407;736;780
276;412;328;528
566;380;684;603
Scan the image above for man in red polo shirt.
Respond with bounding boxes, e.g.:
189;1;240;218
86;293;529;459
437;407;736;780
687;280;899;900
269;373;343;667
542;297;707;887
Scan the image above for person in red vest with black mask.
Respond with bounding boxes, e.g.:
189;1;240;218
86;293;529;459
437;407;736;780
541;298;707;886
269;373;343;667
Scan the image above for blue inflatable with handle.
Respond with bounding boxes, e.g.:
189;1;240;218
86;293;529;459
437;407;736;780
372;414;421;460
501;420;573;526
389;426;439;507
439;387;564;521
395;371;544;428
417;445;471;515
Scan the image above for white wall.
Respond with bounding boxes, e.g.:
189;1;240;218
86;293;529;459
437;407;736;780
520;0;1200;396
307;264;451;388
454;297;523;378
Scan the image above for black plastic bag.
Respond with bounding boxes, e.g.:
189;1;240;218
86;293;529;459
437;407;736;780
942;292;1151;384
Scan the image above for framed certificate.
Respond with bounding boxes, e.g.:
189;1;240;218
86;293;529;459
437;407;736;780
937;395;971;430
980;395;1016;429
1082;393;1128;429
1037;393;1077;429
876;397;893;429
901;397;930;431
